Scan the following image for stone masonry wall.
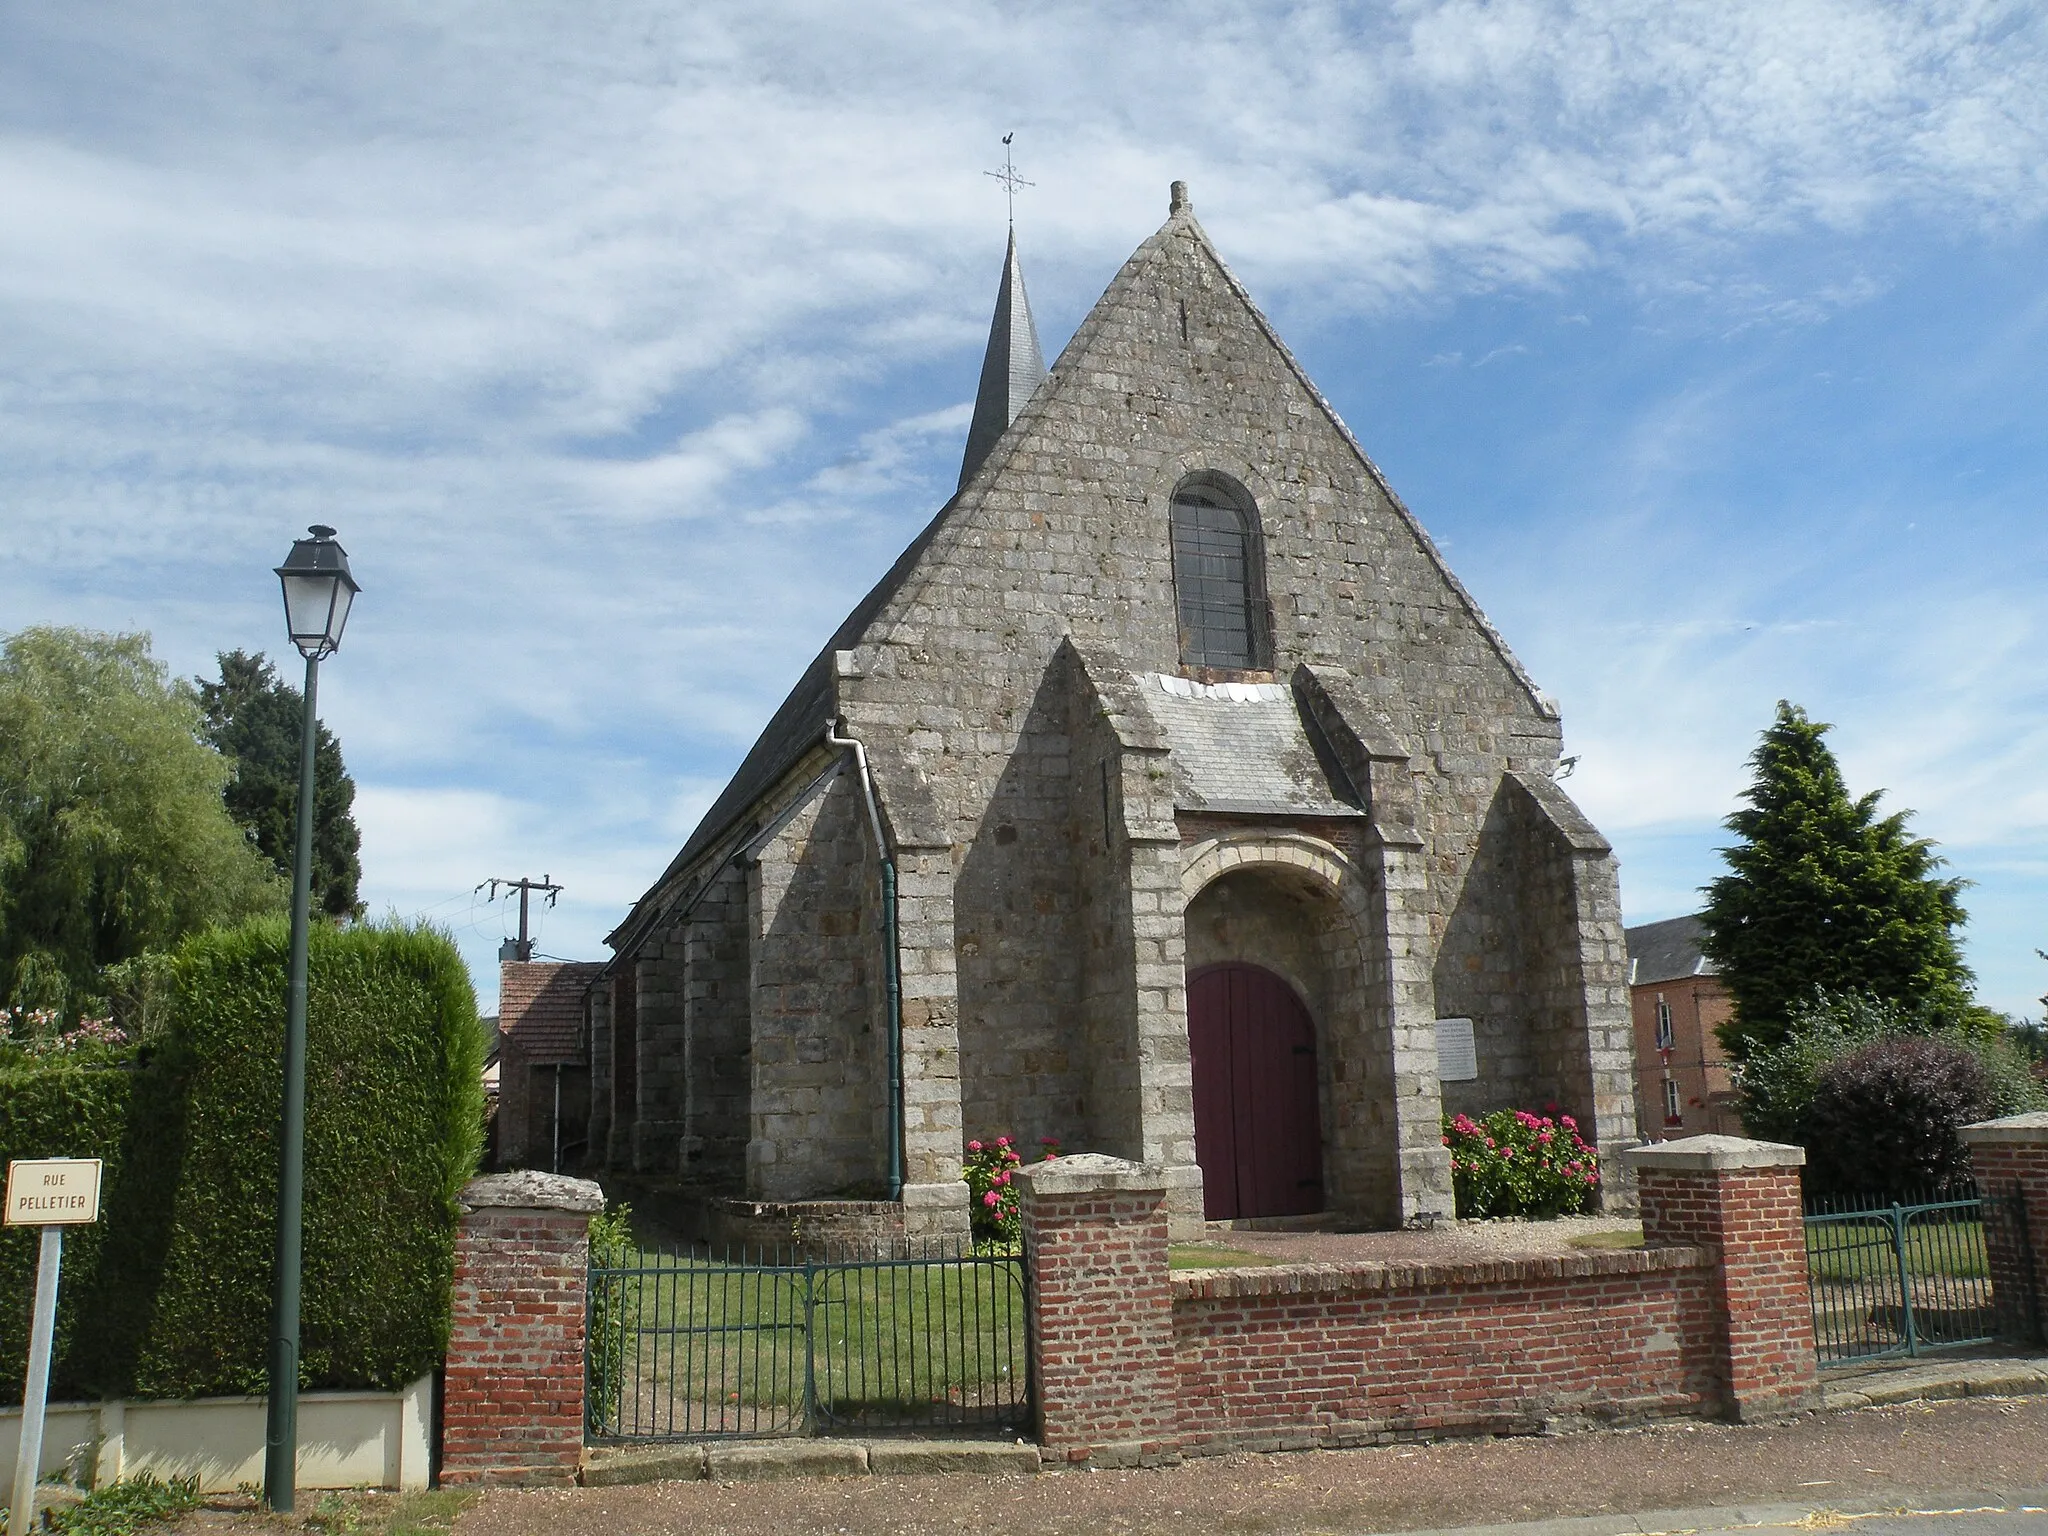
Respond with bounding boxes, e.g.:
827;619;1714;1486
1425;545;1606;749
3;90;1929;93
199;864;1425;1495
746;772;886;1200
634;917;688;1173
683;858;751;1189
955;661;1085;1153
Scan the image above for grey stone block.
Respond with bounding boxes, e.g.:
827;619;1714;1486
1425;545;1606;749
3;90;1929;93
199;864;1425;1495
704;1441;870;1481
864;1441;1040;1477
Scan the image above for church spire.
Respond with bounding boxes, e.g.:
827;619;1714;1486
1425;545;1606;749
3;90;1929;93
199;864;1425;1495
958;227;1047;490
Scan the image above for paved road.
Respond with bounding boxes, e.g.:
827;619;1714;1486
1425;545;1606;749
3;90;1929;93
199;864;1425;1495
1398;1495;2048;1536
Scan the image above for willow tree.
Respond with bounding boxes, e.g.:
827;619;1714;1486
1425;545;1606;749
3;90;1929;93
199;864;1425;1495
1700;700;1971;1058
0;627;285;1013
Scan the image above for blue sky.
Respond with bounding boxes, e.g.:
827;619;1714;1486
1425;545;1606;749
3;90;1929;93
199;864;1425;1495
3;2;2044;1017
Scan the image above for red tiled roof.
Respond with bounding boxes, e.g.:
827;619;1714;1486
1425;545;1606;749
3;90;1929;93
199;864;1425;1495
499;961;604;1065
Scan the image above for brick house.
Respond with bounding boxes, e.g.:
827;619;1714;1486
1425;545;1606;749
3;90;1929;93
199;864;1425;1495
1626;915;1740;1139
497;959;604;1171
591;184;1637;1240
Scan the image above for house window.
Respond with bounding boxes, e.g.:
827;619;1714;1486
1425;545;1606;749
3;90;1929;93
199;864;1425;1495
1654;995;1674;1050
1663;1077;1682;1126
1170;479;1265;670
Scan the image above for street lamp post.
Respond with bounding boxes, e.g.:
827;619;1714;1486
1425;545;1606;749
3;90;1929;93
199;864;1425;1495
263;525;359;1514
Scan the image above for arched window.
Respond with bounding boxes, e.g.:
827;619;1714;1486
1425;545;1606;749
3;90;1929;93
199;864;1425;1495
1170;479;1265;670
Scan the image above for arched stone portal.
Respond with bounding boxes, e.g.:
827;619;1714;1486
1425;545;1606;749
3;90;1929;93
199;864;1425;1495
1181;834;1405;1226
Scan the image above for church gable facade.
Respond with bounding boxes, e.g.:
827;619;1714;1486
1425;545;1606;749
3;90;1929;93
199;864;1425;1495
591;184;1635;1239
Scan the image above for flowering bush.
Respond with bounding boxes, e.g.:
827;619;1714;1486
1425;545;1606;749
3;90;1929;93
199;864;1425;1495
1442;1107;1600;1218
0;1006;128;1061
963;1134;1060;1245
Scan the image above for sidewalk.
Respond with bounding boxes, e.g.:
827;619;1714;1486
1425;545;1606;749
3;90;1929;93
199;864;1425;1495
438;1358;2048;1536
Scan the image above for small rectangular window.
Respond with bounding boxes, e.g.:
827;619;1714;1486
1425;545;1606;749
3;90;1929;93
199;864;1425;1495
1663;1078;1682;1125
1654;995;1674;1050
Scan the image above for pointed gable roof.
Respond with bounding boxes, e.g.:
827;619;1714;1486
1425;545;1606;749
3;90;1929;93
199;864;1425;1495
609;183;1555;956
959;229;1046;489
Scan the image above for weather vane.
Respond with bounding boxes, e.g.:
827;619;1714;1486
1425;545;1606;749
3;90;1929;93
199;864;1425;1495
984;132;1033;228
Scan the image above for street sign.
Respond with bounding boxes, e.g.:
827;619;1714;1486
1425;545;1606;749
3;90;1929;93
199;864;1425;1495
9;1157;102;1536
4;1158;102;1226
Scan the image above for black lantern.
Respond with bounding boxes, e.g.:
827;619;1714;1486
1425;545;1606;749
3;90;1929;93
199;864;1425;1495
273;525;359;659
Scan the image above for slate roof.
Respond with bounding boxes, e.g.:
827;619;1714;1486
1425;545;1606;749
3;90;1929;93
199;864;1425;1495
1142;674;1361;817
959;229;1046;489
1625;914;1719;987
499;960;604;1065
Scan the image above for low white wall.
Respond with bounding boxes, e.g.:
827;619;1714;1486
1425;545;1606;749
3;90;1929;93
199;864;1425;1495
0;1376;433;1492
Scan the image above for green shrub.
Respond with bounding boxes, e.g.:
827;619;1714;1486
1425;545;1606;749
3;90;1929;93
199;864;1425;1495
0;917;484;1403
1442;1109;1600;1218
1803;1037;2002;1198
1735;989;2045;1148
585;1204;634;1432
0;1057;140;1403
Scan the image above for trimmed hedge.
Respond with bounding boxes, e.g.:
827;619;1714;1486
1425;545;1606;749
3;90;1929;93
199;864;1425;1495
0;919;484;1402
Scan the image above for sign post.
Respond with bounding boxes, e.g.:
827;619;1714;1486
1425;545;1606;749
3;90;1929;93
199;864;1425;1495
6;1158;102;1536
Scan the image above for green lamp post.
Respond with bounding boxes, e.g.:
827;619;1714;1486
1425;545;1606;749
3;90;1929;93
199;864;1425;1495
263;525;359;1513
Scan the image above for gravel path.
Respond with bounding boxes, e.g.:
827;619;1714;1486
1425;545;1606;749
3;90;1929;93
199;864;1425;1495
441;1396;2048;1536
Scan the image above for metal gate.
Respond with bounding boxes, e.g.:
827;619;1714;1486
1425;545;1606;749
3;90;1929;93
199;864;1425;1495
586;1240;1032;1442
1804;1181;2039;1365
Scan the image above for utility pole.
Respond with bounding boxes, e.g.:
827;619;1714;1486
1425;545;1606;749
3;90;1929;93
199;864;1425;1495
483;875;562;962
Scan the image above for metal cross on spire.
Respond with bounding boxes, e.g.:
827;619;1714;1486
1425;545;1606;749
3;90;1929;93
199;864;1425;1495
984;132;1034;227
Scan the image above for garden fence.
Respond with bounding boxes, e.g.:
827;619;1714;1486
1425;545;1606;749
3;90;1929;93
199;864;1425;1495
1803;1180;2038;1365
586;1239;1032;1442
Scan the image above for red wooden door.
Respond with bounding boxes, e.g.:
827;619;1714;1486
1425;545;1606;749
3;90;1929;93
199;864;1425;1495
1187;964;1324;1220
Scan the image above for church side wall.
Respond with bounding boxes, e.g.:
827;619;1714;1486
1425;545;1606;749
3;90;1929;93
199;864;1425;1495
635;922;689;1173
585;983;611;1168
745;775;887;1201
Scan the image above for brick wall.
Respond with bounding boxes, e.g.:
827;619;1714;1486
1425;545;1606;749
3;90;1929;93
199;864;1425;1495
1018;1155;1179;1464
1175;1249;1719;1453
1628;1137;1820;1421
439;1171;604;1486
1023;1142;1818;1467
1963;1113;2048;1346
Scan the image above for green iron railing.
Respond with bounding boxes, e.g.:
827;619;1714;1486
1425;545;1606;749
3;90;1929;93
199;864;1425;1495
586;1239;1032;1442
1803;1181;2037;1366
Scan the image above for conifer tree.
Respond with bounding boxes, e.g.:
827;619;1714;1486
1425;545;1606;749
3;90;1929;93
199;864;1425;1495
197;649;364;921
1700;701;1972;1058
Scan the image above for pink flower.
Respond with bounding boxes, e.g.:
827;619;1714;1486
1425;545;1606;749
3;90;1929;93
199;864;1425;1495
982;1191;1000;1207
995;1136;1012;1147
967;1140;983;1152
996;1172;1011;1186
1041;1137;1059;1146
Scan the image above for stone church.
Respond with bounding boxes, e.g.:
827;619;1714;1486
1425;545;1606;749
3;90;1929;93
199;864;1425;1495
588;183;1635;1240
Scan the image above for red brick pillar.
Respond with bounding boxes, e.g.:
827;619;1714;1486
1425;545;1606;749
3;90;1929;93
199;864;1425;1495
1623;1135;1820;1422
1015;1154;1177;1467
439;1170;606;1485
1961;1112;2048;1346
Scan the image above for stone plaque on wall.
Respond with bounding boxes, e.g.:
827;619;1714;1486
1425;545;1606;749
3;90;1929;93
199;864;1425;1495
1434;1018;1479;1082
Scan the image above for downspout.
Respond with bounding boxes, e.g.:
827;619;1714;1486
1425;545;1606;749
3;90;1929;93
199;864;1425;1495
823;721;905;1202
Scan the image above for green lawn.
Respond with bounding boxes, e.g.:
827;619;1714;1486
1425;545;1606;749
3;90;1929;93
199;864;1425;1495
1168;1244;1280;1270
1805;1218;1989;1282
588;1248;1028;1435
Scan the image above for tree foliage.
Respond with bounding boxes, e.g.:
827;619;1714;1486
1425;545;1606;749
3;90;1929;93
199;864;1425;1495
1802;1036;1998;1198
198;649;363;920
1701;701;1972;1058
0;628;284;1013
1733;988;2043;1150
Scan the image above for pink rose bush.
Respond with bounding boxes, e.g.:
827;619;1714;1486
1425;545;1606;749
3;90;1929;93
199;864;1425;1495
963;1134;1061;1245
1441;1107;1600;1218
